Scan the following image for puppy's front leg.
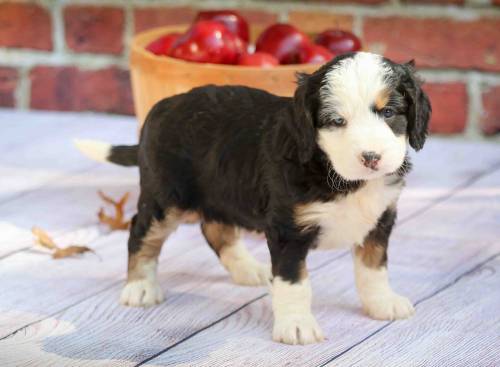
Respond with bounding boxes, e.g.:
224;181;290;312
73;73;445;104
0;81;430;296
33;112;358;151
354;207;415;320
268;236;324;345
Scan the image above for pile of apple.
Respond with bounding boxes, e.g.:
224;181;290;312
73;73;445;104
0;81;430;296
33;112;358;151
145;10;361;67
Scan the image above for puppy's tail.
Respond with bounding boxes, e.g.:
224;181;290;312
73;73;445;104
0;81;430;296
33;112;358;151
73;139;138;166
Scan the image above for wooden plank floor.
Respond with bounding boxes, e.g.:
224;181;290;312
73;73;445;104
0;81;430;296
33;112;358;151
0;109;499;367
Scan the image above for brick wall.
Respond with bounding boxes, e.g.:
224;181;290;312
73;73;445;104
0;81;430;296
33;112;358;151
0;0;499;137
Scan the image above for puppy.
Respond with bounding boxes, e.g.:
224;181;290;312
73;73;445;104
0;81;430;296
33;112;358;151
76;51;431;345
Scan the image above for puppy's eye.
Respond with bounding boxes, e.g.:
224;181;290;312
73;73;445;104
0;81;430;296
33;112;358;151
332;117;346;126
382;107;395;119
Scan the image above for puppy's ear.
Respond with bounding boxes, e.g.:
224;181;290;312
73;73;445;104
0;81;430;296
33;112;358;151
401;62;431;151
291;73;317;163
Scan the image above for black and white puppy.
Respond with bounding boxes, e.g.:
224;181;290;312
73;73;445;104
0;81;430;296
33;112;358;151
76;51;431;345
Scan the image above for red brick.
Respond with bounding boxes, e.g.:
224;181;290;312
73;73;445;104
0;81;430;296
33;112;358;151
64;6;124;54
30;66;79;111
480;85;500;135
30;66;133;115
403;0;463;4
78;68;134;115
298;0;386;4
288;11;354;35
364;17;500;72
134;7;195;33
493;0;500;5
0;67;18;107
424;82;468;134
0;3;52;50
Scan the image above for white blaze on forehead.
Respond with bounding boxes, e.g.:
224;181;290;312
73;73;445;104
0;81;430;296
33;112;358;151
320;52;392;119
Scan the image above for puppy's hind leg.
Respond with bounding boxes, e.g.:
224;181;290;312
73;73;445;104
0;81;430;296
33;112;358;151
201;221;271;286
120;196;181;307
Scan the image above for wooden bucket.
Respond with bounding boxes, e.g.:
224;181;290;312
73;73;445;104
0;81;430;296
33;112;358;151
129;25;319;127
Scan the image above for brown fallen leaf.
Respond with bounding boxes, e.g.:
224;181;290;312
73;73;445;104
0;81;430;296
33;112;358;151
97;191;131;230
53;245;94;259
31;227;95;259
32;226;58;250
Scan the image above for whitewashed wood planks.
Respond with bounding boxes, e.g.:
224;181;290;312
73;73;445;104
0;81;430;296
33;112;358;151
0;229;274;367
0;110;499;367
0;110;139;257
0;110;137;203
0;165;139;257
0;217;275;340
398;170;500;242
399;139;500;222
327;256;500;367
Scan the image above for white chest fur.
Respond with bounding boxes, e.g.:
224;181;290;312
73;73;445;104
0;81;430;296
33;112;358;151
296;177;403;250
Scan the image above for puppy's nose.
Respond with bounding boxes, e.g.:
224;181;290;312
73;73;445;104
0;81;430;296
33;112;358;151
361;151;381;170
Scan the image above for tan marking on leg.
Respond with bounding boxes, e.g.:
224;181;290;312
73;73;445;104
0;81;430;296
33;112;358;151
128;208;182;281
354;240;386;269
202;221;271;286
201;221;238;255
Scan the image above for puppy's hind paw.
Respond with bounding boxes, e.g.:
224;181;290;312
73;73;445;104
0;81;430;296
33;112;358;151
228;259;272;287
119;279;164;307
273;313;325;345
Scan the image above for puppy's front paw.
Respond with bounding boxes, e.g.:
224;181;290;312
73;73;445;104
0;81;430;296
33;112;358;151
119;279;164;307
273;313;324;345
228;259;272;287
363;292;415;320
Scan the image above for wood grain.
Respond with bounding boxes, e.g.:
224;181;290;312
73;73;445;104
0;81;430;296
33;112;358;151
327;256;500;367
0;111;137;203
1;110;499;367
398;169;500;241
0;111;138;257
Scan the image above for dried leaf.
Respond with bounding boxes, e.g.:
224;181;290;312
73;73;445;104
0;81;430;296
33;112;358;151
118;192;130;208
31;227;95;260
97;190;118;206
31;226;59;250
52;245;94;259
97;208;130;230
97;191;131;230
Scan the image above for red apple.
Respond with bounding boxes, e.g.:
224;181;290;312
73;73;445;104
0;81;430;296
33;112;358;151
299;43;334;64
238;52;279;67
195;10;249;43
255;23;311;64
315;30;361;55
169;21;244;64
145;33;180;56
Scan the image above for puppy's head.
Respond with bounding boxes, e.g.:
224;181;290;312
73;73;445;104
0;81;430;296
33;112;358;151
292;52;431;181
